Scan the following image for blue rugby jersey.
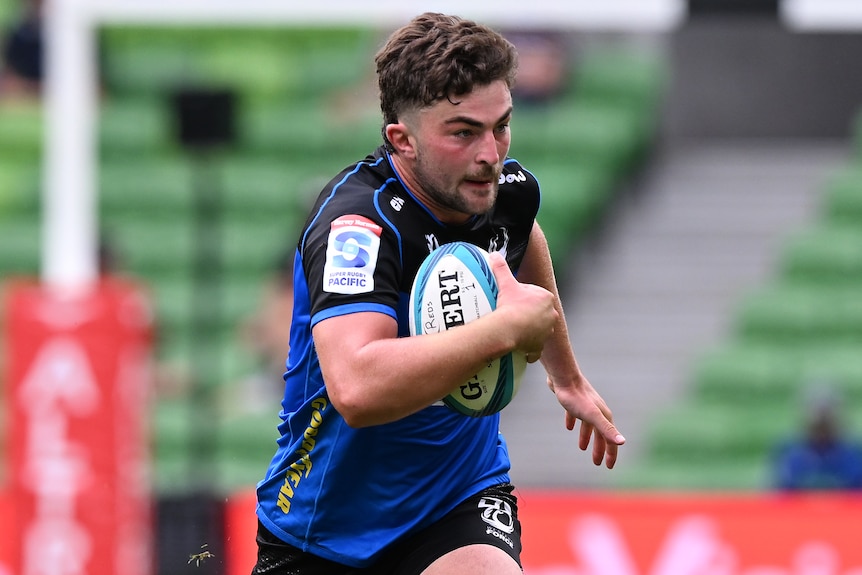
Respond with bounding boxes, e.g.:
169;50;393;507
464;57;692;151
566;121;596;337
255;146;541;567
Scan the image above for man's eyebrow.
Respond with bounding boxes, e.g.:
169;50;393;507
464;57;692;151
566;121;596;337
444;107;513;128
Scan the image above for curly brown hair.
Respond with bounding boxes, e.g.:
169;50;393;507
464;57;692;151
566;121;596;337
375;13;518;148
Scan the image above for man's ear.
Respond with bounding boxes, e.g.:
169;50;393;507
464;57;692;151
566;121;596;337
385;123;416;159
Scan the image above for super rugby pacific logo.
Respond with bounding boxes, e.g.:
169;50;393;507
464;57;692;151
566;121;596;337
331;230;373;268
323;215;382;294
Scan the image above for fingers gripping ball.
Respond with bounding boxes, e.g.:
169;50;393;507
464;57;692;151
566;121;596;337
408;242;527;417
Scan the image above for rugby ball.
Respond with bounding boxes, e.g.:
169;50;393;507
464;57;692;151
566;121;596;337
408;242;526;417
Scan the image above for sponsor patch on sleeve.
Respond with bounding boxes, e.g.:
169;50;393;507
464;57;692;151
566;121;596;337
322;215;383;294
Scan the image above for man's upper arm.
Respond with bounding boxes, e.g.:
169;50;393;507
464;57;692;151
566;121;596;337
312;311;399;405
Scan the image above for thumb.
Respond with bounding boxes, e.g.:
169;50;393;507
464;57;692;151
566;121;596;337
603;421;626;446
488;251;517;290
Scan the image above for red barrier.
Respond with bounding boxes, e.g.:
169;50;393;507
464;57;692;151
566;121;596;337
223;489;862;575
0;487;12;575
4;279;153;575
225;489;259;575
518;491;862;574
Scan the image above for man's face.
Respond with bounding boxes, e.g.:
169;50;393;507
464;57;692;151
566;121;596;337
401;80;513;223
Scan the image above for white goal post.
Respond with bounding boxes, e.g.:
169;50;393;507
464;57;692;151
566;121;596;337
42;0;689;289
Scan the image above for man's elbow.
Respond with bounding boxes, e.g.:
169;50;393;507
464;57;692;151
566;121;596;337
326;383;379;428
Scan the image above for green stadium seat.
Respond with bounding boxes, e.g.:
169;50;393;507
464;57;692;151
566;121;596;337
562;102;650;176
242;100;327;154
150;273;274;337
99;156;193;216
0;2;17;28
277;26;376;94
570;46;668;113
222;215;300;276
0;213;41;276
209;37;371;103
822;166;862;225
220;276;270;329
103;216;194;276
734;283;862;345
644;402;797;465
98;99;173;158
145;273;195;334
512;100;648;178
150;395;272;493
217;422;286;485
100;26;202;99
104;153;318;220
149;273;263;360
508;107;553;166
101;25;375;103
213;455;269;493
780;222;862;286
0;101;43;163
799;346;862;406
150;362;280;492
691;343;801;406
151;397;193;460
150;397;195;492
613;457;771;491
154;321;193;366
242;99;379;159
219;155;323;218
214;410;281;491
199;41;306;102
693;341;862;408
533;162;615;260
0;160;40;217
629;344;862;492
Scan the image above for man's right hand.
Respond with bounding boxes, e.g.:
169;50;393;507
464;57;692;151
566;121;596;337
489;251;558;362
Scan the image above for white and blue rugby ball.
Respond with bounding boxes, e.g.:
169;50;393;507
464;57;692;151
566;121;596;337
408;242;526;417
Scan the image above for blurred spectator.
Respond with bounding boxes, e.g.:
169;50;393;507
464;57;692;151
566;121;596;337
226;249;294;415
0;0;43;99
772;384;862;491
506;29;569;105
1;0;104;101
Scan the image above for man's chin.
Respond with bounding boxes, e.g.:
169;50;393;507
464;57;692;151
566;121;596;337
466;191;498;216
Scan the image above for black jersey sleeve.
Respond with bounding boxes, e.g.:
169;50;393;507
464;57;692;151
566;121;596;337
299;162;403;328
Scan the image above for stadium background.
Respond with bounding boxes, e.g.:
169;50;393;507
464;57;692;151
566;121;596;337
3;0;862;573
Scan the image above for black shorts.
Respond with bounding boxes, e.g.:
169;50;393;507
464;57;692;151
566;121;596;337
251;483;522;575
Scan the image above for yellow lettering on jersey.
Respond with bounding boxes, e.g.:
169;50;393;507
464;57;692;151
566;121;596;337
286;467;302;488
277;491;291;513
277;397;329;514
293;451;312;477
